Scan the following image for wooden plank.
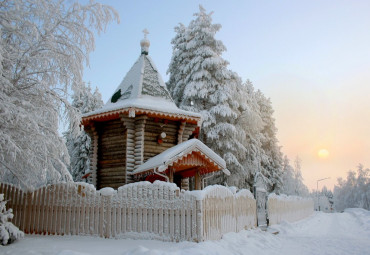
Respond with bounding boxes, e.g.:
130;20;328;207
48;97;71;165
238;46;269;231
186;197;191;241
13;187;20;227
53;185;60;235
105;195;112;238
196;200;203;242
153;185;158;235
158;185;164;236
8;186;15;223
25;192;33;234
142;185;148;233
33;188;42;234
121;190;127;233
99;193;104;238
43;186;51;235
163;187;169;237
70;185;77;235
169;190;175;241
75;185;82;235
80;185;86;235
147;187;152;234
65;184;71;236
137;185;143;233
94;193;100;236
47;186;55;235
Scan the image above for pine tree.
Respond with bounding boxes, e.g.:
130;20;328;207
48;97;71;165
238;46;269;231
167;23;188;105
280;155;296;195
65;84;103;182
255;90;284;192
0;194;24;245
280;155;309;196
235;80;264;189
167;5;246;187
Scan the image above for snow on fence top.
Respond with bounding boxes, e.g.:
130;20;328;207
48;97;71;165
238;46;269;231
191;185;254;200
267;193;314;225
268;193;313;202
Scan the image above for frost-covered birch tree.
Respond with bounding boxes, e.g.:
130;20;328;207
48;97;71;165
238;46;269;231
64;84;103;182
334;164;369;211
0;0;119;190
167;5;246;186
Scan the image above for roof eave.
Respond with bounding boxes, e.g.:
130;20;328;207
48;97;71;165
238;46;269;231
81;106;202;126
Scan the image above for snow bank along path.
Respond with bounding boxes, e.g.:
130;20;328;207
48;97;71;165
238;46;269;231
3;209;369;255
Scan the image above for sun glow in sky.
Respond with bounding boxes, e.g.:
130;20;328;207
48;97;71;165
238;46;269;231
83;0;370;191
318;149;329;159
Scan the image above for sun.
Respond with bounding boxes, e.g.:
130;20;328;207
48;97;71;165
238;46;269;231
318;149;329;159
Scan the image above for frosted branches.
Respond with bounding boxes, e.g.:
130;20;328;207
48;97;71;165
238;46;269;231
0;0;119;190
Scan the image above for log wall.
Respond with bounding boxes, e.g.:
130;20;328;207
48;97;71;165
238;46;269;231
143;118;178;162
97;119;126;189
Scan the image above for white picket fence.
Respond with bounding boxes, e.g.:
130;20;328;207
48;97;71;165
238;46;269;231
267;194;314;225
0;181;257;242
201;186;257;240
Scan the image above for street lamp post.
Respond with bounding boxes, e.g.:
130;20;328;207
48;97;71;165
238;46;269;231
316;177;330;211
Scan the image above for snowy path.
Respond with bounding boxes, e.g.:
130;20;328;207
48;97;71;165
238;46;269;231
2;209;369;255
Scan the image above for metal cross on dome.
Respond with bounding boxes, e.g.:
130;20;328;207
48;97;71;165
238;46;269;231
143;29;149;39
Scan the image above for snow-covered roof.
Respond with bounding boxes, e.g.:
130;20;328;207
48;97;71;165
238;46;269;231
132;139;229;176
83;37;201;121
83;96;201;119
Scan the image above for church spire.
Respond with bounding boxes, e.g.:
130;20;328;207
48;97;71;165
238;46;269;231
140;29;150;55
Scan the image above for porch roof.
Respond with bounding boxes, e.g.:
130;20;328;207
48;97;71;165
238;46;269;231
132;139;229;177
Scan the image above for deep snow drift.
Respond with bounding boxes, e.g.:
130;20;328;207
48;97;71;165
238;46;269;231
2;209;369;255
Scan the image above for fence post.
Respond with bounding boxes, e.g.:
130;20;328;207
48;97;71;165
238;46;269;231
196;199;203;242
101;190;113;238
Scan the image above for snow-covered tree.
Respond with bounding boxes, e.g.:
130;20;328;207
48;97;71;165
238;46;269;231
167;23;189;106
0;0;118;190
280;155;309;196
255;90;284;192
233;80;264;188
313;186;334;212
334;164;369;211
65;84;103;182
280;155;296;195
0;194;23;245
167;5;247;187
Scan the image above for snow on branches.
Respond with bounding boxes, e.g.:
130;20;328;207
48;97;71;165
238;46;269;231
65;84;103;182
167;5;286;192
0;0;119;190
0;194;23;245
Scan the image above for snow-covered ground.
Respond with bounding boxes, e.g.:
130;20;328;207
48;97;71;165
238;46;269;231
2;209;369;255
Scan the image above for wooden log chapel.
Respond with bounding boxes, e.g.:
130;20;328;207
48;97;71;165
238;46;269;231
81;31;229;190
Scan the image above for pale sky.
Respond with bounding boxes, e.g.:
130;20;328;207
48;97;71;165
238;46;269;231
83;0;370;191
